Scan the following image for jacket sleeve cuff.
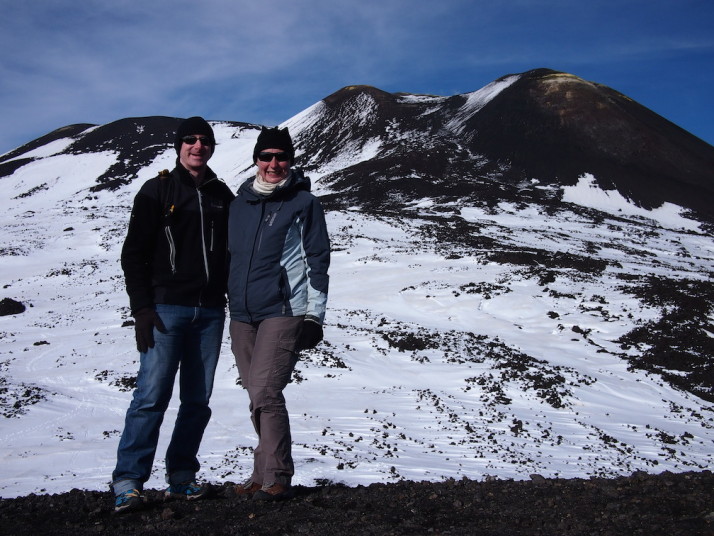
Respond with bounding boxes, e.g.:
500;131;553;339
304;314;321;325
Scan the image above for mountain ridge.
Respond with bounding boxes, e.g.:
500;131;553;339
468;68;714;216
3;68;712;220
288;68;714;221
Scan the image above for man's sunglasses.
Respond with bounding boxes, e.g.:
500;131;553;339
257;151;291;162
181;135;212;145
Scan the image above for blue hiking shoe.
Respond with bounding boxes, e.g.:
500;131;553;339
164;480;210;501
114;488;144;513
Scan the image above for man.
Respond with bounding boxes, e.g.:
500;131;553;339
112;117;234;513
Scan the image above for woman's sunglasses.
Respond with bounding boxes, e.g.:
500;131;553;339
257;151;291;162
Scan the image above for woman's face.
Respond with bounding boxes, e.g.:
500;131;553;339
256;148;291;184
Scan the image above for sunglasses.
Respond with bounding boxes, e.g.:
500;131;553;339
257;151;291;162
181;135;212;145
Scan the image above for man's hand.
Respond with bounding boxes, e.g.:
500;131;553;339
133;308;167;353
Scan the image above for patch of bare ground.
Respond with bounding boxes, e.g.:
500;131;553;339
1;471;713;535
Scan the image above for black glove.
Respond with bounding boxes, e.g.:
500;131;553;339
133;308;167;353
298;317;323;350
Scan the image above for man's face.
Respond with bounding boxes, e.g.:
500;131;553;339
256;149;291;184
179;134;213;173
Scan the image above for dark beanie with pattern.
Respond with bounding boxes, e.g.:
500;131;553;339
174;116;216;154
252;126;294;164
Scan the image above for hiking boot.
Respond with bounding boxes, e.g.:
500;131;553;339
234;481;261;497
164;480;210;501
114;488;144;513
253;482;294;501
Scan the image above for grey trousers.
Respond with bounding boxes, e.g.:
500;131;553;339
229;316;302;487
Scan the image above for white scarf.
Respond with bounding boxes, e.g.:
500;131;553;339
251;170;290;196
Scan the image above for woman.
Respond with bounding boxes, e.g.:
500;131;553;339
227;126;330;500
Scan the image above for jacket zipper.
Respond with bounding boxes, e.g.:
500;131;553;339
165;176;222;307
197;189;210;307
244;200;267;321
165;226;176;274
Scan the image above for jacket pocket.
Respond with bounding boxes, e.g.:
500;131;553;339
268;337;299;389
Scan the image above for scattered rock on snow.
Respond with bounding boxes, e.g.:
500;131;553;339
0;298;25;316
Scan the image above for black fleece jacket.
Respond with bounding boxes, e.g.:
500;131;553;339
121;162;235;314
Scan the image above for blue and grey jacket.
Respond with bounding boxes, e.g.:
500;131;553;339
227;169;330;324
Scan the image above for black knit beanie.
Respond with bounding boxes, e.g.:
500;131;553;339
253;126;294;164
174;116;216;154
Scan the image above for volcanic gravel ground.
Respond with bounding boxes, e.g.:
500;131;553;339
1;471;713;535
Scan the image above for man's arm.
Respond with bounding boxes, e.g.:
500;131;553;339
121;183;161;314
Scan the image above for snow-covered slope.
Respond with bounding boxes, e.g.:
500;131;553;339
0;71;712;499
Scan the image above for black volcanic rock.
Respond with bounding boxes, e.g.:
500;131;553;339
469;68;714;219
298;85;513;212
292;69;714;221
1;471;712;535
75;117;256;191
67;116;183;191
0;298;25;316
300;84;462;166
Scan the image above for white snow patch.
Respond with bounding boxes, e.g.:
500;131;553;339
563;174;701;231
307;137;382;192
284;101;327;135
398;94;449;105
446;75;521;134
5;138;76;160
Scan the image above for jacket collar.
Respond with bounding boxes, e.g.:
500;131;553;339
174;158;217;188
239;167;311;201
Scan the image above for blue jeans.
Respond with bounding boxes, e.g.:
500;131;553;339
112;304;224;495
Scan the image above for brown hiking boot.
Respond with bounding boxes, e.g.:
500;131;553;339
234;481;261;497
253;482;294;501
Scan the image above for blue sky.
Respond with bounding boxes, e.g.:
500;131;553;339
1;0;712;155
